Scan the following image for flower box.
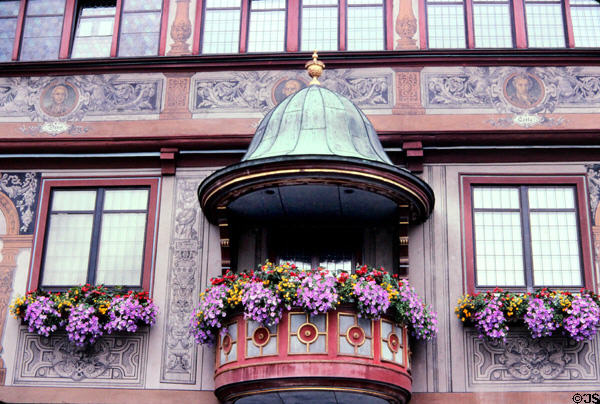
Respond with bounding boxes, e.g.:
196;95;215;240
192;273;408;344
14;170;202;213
10;285;158;347
456;287;600;341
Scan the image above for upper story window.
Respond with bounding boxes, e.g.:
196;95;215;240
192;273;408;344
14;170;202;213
570;0;600;47
201;0;242;54
524;0;565;48
247;0;286;52
71;0;116;58
200;0;386;55
462;176;594;293
301;0;338;51
0;1;20;61
30;178;160;291
346;0;385;51
425;0;600;49
20;0;66;61
72;0;162;58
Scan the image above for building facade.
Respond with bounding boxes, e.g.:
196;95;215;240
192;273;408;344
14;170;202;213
0;0;599;403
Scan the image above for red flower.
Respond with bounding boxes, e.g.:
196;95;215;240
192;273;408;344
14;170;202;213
338;272;349;283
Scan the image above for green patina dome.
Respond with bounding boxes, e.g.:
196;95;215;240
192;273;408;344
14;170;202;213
243;85;393;164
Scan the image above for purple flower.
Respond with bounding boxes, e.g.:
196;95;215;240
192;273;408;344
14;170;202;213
394;281;438;341
295;271;338;315
563;294;600;342
23;296;61;337
65;304;103;346
105;295;158;334
472;297;508;341
353;280;389;319
241;281;282;326
189;284;228;344
524;298;557;338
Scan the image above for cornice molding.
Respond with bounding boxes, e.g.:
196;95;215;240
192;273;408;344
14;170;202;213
1;49;599;76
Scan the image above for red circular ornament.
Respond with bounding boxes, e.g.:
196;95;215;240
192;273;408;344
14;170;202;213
387;332;400;353
346;325;366;346
222;334;232;354
297;323;319;344
252;327;270;347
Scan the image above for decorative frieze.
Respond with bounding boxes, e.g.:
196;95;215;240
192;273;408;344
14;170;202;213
13;330;148;387
0;172;40;235
191;69;393;114
0;75;163;124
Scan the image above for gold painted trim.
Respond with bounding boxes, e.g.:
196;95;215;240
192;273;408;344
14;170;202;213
203;167;429;211
226;385;400;402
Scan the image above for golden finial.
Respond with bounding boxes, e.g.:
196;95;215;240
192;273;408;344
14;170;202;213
305;50;325;85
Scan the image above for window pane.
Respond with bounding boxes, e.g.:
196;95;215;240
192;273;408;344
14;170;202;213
96;212;147;285
247;0;285;52
52;190;97;211
426;2;466;48
473;1;512;48
472;187;520;210
0;1;20;61
525;1;566;48
570;1;600;47
474;211;524;286
202;7;241;54
301;2;338;51
72;1;116;58
118;7;161;57
104;189;149;210
347;3;384;50
42;213;93;286
19;0;66;61
530;211;582;286
122;0;162;11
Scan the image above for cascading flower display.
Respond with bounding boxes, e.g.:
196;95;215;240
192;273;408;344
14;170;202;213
189;262;438;345
295;270;338;315
241;281;282;326
524;298;557;338
21;296;61;337
10;284;158;347
456;288;600;341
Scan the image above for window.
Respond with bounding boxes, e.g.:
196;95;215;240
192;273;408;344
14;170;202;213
271;227;361;275
20;0;66;61
0;1;20;61
347;0;385;50
472;0;513;48
301;0;338;51
462;176;593;293
425;0;466;49
201;0;242;54
524;0;565;48
71;0;116;58
72;0;162;58
570;0;600;47
424;0;600;49
30;178;160;291
247;0;286;52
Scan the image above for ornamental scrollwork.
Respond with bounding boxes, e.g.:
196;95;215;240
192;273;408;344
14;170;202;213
14;331;147;386
0;172;40;234
191;69;392;113
0;74;163;123
160;176;206;383
467;330;599;386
